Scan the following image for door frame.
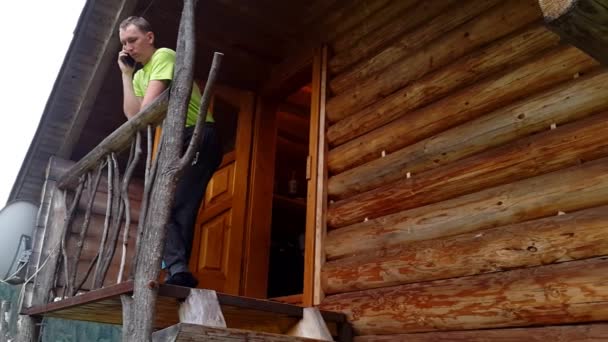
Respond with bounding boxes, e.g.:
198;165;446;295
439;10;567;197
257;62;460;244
241;46;328;306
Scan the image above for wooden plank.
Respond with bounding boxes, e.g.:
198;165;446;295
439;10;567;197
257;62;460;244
327;24;562;149
152;323;329;342
25;282;345;331
57;0;139;159
324;205;608;293
327;0;505;100
325;156;608;260
320;257;608;335
241;99;278;298
327;45;598;185
539;0;608;66
329;0;455;74
355;323;608;341
327;110;608;229
31;188;67;306
303;48;323;307
313;46;328;306
328;70;608;228
327;0;542;121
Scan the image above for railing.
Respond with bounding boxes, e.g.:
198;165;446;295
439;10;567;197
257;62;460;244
26;0;222;339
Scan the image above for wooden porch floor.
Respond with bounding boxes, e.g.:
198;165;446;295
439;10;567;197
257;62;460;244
23;281;350;340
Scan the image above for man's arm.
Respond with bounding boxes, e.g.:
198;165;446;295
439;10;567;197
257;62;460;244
140;80;168;110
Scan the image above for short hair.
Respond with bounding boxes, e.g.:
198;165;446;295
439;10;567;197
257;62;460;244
119;16;153;33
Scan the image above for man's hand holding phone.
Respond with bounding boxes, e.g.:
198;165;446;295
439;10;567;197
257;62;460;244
118;50;136;75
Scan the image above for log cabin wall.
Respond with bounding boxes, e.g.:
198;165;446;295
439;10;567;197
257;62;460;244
317;0;608;339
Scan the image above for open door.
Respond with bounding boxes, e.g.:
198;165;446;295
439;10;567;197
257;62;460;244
189;85;254;295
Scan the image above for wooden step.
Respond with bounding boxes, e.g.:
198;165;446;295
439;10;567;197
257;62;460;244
23;281;351;341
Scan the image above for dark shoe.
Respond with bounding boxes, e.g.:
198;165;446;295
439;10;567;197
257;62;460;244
165;272;199;288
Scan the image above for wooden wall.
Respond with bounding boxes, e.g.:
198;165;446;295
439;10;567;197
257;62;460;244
317;0;608;339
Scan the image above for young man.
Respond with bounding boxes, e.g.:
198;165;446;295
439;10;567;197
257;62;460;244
118;16;222;288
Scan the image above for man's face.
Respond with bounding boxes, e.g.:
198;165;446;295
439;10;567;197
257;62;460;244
119;24;154;63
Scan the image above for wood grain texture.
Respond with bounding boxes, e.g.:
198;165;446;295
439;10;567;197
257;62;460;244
329;0;445;74
327;70;608;228
327;110;608;229
326;0;539;119
327;48;599;177
327;24;561;150
328;0;502;99
324;205;608;293
320;257;608;335
327;43;595;197
58;90;169;190
540;0;608;66
326;156;608;260
355;323;608;341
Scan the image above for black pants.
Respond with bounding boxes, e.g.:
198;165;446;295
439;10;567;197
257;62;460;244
163;124;222;277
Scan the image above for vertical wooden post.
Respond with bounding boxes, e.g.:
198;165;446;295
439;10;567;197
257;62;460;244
121;0;223;339
304;46;329;306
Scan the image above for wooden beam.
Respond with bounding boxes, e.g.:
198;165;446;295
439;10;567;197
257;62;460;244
241;99;278;298
324;205;608;293
325;156;608;260
328;70;608;228
539;0;608;66
327;24;562;149
320;257;608;335
329;0;455;75
355;323;608;341
328;44;597;197
328;0;503;98
57;90;169;190
327;110;608;229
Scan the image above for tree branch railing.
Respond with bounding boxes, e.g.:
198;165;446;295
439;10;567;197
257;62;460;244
28;3;222;340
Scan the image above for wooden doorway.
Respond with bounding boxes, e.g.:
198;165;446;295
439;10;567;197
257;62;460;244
241;47;328;306
189;85;255;295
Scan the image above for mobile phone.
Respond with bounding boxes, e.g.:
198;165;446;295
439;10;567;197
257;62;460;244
121;54;136;67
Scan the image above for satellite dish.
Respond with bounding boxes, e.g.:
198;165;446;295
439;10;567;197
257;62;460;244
0;201;37;284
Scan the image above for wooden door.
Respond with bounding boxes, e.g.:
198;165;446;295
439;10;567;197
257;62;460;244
189;86;254;295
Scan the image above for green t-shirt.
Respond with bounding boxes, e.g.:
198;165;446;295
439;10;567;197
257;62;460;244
133;48;213;126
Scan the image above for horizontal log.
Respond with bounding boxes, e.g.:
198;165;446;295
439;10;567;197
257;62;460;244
328;0;502;100
328;56;604;184
328;70;608;227
325;0;392;43
326;156;608;260
327;23;561;149
320;257;608;335
328;47;596;198
540;0;608;66
58;89;169;189
77;190;142;219
323;205;608;294
328;109;608;229
326;0;540;120
329;0;452;73
355;323;608;341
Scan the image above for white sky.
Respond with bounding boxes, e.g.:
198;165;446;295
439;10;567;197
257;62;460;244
0;1;86;205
